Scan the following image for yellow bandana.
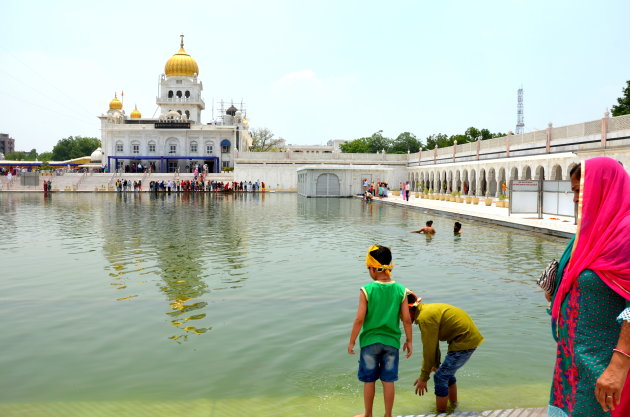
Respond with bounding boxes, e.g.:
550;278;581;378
365;244;394;277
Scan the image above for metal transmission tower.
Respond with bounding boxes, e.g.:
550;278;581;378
515;87;524;134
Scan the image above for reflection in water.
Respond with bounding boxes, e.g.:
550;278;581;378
0;193;570;412
100;192;256;342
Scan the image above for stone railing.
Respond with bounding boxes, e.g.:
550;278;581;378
236;151;408;163
409;113;630;166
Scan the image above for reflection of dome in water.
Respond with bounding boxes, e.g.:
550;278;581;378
90;147;103;162
130;105;141;119
109;95;122;110
164;36;199;77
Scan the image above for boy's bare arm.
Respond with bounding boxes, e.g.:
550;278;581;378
401;299;413;358
348;291;367;354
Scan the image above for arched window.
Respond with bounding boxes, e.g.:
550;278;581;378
177;110;182;115
168;90;173;98
185;90;190;98
205;142;214;154
166;138;179;155
185;110;190;119
148;141;156;153
176;91;182;98
190;141;198;153
115;142;123;153
131;142;140;154
221;139;231;153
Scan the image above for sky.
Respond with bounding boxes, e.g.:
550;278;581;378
1;0;629;152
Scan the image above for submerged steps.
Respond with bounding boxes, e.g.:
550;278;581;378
398;407;546;417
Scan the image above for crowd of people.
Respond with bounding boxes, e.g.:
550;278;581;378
114;178;266;193
362;179;390;201
349;157;630;417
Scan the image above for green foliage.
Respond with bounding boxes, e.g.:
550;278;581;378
250;128;285;151
390;132;422;153
222;167;234;172
52;136;100;161
611;80;630;117
38;152;53;162
6;148;40;161
339;137;370;153
341;126;507;154
340;131;392;153
423;127;505;150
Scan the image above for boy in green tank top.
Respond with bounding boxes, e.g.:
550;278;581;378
348;245;413;417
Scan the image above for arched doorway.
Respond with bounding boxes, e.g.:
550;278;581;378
479;169;487;196
551;165;562;180
488;168;498;196
316;173;340;197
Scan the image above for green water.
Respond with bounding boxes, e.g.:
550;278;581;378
0;193;565;416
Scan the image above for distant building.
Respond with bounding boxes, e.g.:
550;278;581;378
99;35;252;173
0;133;15;156
285;139;348;154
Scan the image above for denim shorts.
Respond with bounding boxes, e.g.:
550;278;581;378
357;343;399;383
433;349;475;397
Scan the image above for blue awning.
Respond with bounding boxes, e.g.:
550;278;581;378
220;139;231;146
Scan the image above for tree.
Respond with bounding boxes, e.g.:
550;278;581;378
611;80;630;117
6;149;38;161
390;132;422;153
340;137;370;153
424;133;449;150
38;152;53;162
250;128;285;152
51;136;100;161
366;130;391;153
340;131;392;153
464;127;481;141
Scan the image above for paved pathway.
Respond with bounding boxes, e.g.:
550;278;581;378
369;194;575;238
397;407;546;417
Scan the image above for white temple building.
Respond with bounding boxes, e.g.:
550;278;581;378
99;35;252;173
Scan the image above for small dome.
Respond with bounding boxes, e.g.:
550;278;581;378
226;105;237;116
164;35;199;77
167;110;180;118
130;105;141;119
90;147;103;163
109;94;122;110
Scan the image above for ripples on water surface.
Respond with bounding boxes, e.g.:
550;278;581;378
0;193;567;416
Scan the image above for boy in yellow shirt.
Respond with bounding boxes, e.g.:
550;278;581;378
411;302;483;413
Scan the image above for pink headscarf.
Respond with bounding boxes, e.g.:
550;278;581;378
552;157;630;320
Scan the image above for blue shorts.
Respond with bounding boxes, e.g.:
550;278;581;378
433;349;475;397
357;343;399;383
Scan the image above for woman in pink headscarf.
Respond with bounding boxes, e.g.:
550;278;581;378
547;157;630;417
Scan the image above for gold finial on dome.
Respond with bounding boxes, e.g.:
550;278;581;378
164;34;199;77
109;93;122;110
130;105;141;119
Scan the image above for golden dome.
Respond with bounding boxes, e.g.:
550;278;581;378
109;94;122;110
164;35;199;77
130;105;141;119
